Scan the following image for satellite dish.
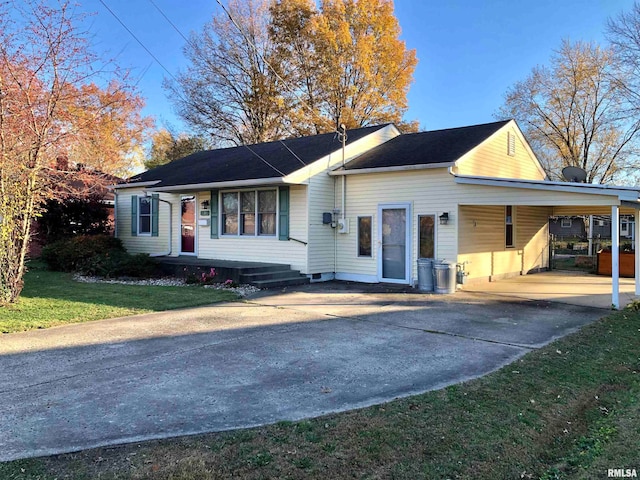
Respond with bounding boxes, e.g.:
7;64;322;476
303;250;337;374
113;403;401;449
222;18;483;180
562;166;587;183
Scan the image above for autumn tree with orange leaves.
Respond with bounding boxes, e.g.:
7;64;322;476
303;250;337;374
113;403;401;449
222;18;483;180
276;0;418;134
0;0;151;305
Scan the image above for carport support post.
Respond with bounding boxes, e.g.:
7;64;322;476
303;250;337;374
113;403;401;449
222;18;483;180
612;205;620;309
636;209;640;296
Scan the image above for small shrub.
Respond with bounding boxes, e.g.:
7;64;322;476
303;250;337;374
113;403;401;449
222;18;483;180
185;267;217;285
77;252;159;278
42;235;124;272
115;254;160;278
222;278;238;288
41;235;159;278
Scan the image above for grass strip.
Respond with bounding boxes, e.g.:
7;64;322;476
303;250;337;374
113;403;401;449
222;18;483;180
0;266;237;333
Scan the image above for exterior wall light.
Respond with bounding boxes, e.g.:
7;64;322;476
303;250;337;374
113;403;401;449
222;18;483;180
439;212;449;225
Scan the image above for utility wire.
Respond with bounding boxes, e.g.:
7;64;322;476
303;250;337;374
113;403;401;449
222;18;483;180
148;0;191;45
243;144;286;176
214;0;338;137
98;0;178;82
279;140;308;167
137;0;289;178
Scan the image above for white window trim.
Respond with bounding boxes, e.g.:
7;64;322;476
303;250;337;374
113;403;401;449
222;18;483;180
357;215;373;258
561;218;572;228
220;187;278;238
138;196;152;236
417;214;437;259
377;202;412;284
505;205;515;248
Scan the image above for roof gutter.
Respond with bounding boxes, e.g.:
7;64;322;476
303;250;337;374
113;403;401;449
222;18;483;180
330;162;453;176
113;180;161;189
146;177;286;192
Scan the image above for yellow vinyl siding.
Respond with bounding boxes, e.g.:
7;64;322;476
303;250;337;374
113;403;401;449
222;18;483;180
335;169;458;282
458;205;551;281
307;174;336;274
197;185;308;273
517;206;550;274
455;124;545;180
116;189;176;255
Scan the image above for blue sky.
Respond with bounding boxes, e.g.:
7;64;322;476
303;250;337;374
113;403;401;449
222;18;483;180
77;0;632;134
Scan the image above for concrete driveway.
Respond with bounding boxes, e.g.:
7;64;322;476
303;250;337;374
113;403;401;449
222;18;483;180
0;282;605;462
463;270;639;309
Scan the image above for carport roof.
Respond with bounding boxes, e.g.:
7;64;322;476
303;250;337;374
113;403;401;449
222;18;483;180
454;174;640;205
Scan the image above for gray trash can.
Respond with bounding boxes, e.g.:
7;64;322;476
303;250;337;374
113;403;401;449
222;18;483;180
417;258;434;291
433;261;456;294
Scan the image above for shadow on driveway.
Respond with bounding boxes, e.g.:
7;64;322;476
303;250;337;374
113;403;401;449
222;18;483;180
0;281;605;461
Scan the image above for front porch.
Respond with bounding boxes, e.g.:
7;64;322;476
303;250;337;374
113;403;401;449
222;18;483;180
157;256;310;289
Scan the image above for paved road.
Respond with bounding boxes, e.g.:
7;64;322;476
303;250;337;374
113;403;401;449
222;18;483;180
0;283;605;461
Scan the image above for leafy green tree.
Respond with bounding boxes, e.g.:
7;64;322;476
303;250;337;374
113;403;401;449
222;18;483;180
145;129;209;170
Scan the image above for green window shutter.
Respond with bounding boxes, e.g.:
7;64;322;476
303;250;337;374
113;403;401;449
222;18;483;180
151;194;159;237
278;186;289;241
131;195;138;236
210;190;219;239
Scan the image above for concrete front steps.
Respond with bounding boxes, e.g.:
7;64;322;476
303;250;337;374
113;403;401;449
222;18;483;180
239;266;310;288
157;257;310;289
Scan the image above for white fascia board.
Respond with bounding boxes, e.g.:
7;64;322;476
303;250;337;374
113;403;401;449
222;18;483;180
283;124;401;184
329;162;453;176
113;180;161;189
145;177;285;192
454;175;640;201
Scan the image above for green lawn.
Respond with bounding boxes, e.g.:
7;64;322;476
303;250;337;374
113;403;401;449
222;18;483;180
0;265;238;333
1;301;638;478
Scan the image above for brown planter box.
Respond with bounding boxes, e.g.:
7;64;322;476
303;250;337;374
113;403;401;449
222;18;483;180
597;251;636;277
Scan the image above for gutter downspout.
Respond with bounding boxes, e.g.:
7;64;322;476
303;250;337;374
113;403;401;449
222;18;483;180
150;196;173;257
341;123;346;222
113;189;118;238
636;208;640;296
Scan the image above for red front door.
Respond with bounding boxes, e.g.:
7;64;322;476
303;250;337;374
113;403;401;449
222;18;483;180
181;196;196;254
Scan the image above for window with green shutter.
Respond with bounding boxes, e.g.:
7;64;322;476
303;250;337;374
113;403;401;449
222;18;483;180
278;186;289;241
210;190;219;239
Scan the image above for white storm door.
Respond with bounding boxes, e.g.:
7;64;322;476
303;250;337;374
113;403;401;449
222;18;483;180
378;203;412;284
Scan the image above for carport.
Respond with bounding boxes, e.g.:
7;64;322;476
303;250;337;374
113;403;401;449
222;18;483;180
462;270;639;309
454;174;640;309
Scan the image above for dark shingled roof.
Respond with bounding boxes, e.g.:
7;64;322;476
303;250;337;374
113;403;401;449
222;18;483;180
342;120;511;171
130;125;389;187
